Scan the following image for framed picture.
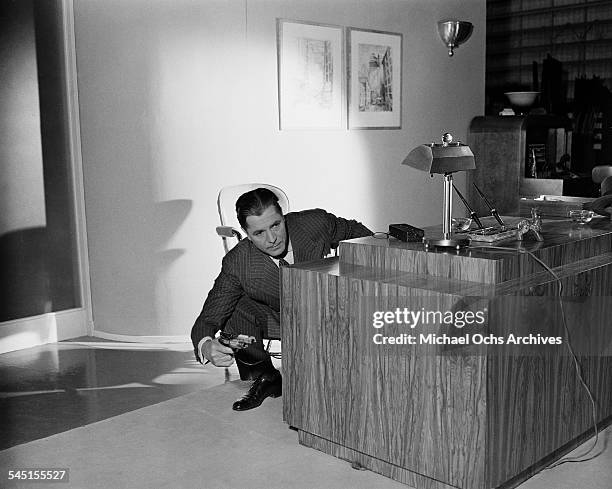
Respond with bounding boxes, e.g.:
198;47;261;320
347;28;402;129
277;19;345;130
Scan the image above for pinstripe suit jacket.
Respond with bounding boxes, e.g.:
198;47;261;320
191;208;372;346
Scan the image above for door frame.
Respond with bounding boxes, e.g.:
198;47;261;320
0;0;92;354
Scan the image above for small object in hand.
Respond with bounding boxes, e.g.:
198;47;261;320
569;209;594;224
218;332;256;350
451;217;472;232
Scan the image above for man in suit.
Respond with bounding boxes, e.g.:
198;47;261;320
191;188;372;411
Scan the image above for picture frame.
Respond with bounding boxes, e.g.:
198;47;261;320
347;28;402;129
276;19;345;130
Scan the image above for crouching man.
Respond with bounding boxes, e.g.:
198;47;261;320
191;187;372;411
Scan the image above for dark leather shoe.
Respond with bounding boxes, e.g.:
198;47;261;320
232;370;282;411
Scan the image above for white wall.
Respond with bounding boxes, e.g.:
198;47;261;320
74;0;486;337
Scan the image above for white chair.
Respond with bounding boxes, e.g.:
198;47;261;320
216;183;290;253
592;165;612;195
601;175;612;196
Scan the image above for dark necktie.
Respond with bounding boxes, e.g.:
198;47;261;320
279;258;290;268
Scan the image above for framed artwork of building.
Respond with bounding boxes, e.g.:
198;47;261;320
276;19;345;130
347;28;402;129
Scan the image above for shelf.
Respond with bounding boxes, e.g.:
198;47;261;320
486;19;612;42
487;0;612;21
486;37;612;56
486;57;612;74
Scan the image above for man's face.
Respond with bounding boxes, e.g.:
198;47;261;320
244;205;287;257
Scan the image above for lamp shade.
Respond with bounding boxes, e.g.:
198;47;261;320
402;142;475;174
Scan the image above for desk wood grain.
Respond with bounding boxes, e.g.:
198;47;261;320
282;218;612;488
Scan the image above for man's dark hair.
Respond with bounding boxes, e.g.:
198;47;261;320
236;187;283;229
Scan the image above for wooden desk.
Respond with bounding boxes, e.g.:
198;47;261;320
281;218;612;489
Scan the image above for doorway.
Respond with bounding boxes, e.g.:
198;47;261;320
0;0;90;352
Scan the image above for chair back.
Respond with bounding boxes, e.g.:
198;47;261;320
592;165;612;185
217;183;289;252
602;175;612;196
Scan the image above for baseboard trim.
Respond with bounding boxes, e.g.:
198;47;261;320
92;330;190;344
0;308;89;354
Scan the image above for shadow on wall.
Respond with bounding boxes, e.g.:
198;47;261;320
74;0;224;336
154;199;192;248
0;202;192;325
154;199;192;270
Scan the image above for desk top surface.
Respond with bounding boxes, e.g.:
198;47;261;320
344;216;612;261
289;216;612;288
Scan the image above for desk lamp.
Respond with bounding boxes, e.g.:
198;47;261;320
402;133;475;249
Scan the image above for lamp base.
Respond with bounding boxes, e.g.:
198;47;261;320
424;237;470;250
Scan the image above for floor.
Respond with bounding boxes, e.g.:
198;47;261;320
0;337;242;450
0;338;610;489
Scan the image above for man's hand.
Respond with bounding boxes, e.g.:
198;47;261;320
201;337;235;367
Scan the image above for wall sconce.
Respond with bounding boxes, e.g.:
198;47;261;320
437;20;473;56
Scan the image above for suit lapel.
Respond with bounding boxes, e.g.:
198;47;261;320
245;240;280;296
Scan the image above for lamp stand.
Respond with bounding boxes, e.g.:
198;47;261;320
425;173;470;250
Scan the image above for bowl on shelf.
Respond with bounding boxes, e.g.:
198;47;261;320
452;217;472;232
504;91;539;108
568;209;595;224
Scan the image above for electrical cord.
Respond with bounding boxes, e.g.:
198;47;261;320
234;356;268;367
471;244;600;468
265;339;282;359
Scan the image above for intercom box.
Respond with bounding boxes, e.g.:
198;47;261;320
388;223;425;242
